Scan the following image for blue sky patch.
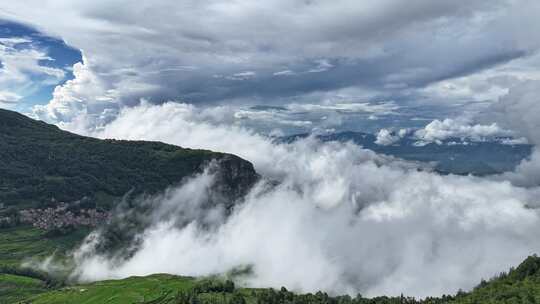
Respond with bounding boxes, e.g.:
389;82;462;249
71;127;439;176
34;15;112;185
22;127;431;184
0;20;81;111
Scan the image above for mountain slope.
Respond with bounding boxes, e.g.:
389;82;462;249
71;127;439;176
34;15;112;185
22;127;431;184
9;256;540;304
0;109;258;210
448;255;540;303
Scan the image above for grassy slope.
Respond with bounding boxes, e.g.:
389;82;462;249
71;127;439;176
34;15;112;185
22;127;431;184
0;226;86;302
2;221;540;303
0;226;86;266
0;273;48;303
24;274;196;304
5;256;540;304
0;110;258;302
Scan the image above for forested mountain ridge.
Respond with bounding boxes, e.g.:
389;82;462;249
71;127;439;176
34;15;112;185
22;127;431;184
0;108;259;210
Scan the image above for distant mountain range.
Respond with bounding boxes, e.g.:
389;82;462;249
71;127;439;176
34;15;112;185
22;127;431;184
280;131;532;176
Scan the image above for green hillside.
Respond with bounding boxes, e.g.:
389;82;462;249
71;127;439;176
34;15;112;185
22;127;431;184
2;255;538;304
0;108;258;211
0;109;261;302
1;222;539;304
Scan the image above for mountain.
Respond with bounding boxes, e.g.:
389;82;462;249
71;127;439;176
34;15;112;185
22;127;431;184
0;109;259;210
3;248;540;303
448;255;540;303
280;131;532;175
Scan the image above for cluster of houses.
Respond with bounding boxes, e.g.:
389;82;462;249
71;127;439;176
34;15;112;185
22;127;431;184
0;215;12;227
19;203;109;231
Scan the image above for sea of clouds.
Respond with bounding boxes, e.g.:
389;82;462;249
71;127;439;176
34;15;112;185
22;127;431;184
53;81;540;298
4;0;540;298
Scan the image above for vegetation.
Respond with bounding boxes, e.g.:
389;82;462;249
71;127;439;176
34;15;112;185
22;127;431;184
0;255;539;303
447;255;540;303
20;274;196;304
0;226;86;267
0;108;258;212
2;109;540;303
4;256;540;304
0;273;48;303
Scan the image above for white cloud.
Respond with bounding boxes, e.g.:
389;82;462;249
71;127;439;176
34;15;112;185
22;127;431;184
273;70;295;76
375;129;399;146
374;128;410;146
32;56;116;122
55;102;540;298
413;118;511;143
489;80;540;186
288;101;399;115
226;71;257;81
233;108;312;127
4;1;540;298
0;36;66;108
307;59;334;73
0;91;22;106
490;80;540;145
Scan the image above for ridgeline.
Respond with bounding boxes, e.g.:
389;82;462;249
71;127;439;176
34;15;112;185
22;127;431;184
0;108;258;210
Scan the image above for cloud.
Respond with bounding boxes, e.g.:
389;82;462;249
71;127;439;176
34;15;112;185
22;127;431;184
413;118;512;143
228;100;400;134
373;118;517;146
488;80;540;186
489;80;540;145
55;101;540;299
0;35;66;108
307;59;335;73
32;56;118;122
2;1;540;121
0;90;22;105
288;101;399;115
4;1;540;299
375;128;409;146
226;71;257;81
273;70;295;76
233;108;312;128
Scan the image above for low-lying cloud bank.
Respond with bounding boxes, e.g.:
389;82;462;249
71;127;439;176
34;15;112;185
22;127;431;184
374;118;522;146
491;80;540;187
60;85;540;297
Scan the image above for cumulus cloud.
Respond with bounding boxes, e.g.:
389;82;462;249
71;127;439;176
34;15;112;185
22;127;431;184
373;118;517;146
490;80;540;144
489;80;540;186
56;102;540;298
32;56;119;123
375;128;410;146
413;118;512;144
375;129;400;146
2;1;540;121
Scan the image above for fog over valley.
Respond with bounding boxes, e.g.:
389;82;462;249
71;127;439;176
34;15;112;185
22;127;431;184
2;1;540;302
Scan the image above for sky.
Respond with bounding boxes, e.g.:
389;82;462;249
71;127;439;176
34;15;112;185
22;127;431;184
0;20;80;112
1;0;540;135
5;1;540;298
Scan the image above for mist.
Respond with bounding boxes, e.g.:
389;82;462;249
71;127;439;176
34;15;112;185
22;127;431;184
56;98;540;298
2;1;540;299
